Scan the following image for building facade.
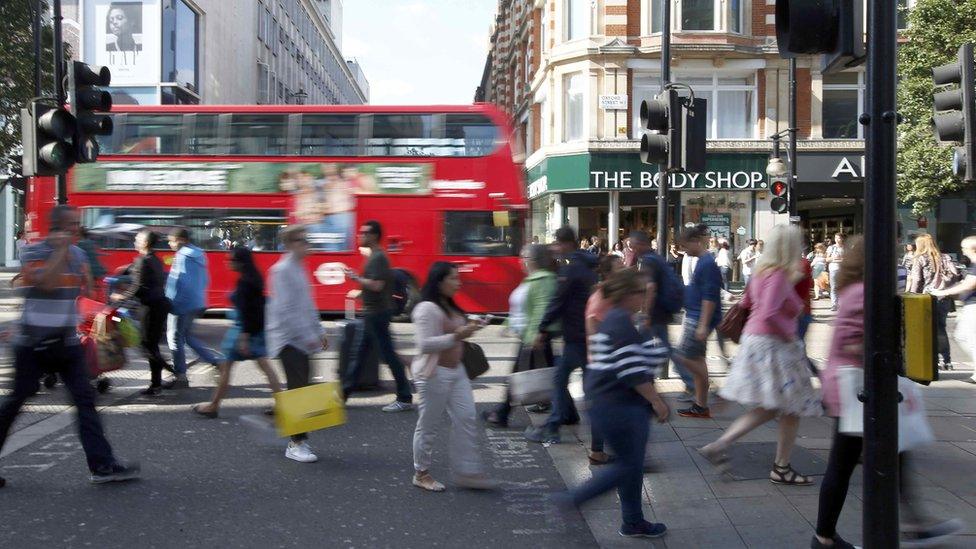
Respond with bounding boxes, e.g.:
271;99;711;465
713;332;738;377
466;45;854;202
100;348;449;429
478;0;941;254
61;0;368;106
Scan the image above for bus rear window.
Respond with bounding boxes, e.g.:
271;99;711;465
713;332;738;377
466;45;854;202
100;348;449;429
443;211;522;256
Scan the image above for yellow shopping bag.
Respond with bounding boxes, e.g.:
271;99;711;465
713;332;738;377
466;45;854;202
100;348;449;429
273;382;346;437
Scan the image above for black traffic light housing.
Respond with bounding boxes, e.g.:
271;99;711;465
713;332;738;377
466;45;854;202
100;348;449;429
932;43;976;182
776;0;865;74
639;90;707;173
67;61;113;163
770;177;789;214
20;100;76;177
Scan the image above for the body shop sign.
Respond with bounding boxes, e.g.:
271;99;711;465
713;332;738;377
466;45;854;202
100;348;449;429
590;170;767;191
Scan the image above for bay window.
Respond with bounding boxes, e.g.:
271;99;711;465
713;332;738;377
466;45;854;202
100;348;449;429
668;0;744;33
565;0;588;41
630;72;757;139
563;73;585;142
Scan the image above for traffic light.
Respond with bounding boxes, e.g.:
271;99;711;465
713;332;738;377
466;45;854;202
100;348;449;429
20;100;76;177
770;177;789;214
776;0;865;74
639;91;707;173
932;43;976;182
67;61;113;163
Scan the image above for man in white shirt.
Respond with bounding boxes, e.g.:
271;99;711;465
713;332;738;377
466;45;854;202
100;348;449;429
825;233;846;311
737;239;759;287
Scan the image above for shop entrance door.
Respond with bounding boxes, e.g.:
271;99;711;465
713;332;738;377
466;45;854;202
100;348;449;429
805;217;856;248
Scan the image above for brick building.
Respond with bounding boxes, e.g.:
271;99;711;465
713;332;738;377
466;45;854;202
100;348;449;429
478;0;935;254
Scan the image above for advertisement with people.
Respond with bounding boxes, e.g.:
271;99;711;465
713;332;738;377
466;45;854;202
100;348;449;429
84;0;160;85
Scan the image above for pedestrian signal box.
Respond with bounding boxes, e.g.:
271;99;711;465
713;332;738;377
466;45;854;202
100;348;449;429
902;293;938;384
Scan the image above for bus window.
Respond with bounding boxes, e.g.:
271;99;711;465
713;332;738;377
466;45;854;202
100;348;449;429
228;114;289;155
367;114;437;156
187;114;225;155
443;211;523;256
116;114;184;155
444;114;499;157
81;207;288;251
300;114;360;156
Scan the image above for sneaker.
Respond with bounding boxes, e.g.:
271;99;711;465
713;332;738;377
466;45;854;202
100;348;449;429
525;426;560;444
90;461;141;484
454;473;497;490
810;534;856;549
381;400;415;413
677;404;711;418
139;385;163;397
285;441;318;463
526;403;551;414
412;471;446;492
901;518;964;547
619;520;667;538
162;376;189;390
677;390;695;402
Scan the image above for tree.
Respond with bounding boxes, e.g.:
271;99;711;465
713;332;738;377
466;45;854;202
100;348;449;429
0;1;65;176
898;0;976;215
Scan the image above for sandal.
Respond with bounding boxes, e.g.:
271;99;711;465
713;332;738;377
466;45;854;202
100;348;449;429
770;463;813;486
698;445;731;474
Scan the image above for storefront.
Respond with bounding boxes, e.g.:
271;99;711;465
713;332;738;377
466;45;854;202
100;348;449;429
526;152;770;253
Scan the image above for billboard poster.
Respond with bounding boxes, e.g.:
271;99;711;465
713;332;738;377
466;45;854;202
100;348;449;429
84;0;161;86
700;213;731;241
72;161;433;252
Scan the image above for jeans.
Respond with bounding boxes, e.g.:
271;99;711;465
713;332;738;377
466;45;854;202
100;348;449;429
743;274;751;288
0;341;116;472
412;365;483;476
646;323;691;387
935;298;952;364
143;301;171;387
829;269;839;308
167;309;220;375
798;313;813;341
279;345;311;442
571;402;650;526
816;421;924;538
345;310;412;403
544;339;587;433
720;266;732;293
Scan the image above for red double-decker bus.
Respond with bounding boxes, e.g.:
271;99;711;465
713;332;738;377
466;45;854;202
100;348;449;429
26;104;526;314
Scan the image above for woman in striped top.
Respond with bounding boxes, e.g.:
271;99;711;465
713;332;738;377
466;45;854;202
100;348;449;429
555;269;671;539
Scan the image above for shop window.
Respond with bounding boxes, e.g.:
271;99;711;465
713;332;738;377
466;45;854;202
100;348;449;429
822;72;864;139
563;73;585;142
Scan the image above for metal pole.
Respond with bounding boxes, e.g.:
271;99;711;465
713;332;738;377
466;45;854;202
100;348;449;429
52;0;67;204
32;0;41;96
655;0;671;253
862;0;900;546
788;57;798;221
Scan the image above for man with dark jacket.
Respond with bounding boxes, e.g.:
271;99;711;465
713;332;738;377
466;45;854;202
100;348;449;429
525;226;598;444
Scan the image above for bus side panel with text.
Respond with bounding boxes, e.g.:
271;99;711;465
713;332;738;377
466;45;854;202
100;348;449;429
26;105;527;314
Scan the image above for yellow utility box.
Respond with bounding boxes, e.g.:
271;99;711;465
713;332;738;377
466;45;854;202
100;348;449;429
902;293;938;384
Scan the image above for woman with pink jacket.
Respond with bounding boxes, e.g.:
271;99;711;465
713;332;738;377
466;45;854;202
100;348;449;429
699;225;821;486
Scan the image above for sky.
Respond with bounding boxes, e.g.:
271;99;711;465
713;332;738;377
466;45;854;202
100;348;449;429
341;0;498;105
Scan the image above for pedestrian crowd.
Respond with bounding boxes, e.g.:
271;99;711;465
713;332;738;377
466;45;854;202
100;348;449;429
0;205;969;546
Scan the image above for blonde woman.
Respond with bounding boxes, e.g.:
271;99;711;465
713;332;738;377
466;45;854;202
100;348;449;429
699;225;821;486
909;233;960;369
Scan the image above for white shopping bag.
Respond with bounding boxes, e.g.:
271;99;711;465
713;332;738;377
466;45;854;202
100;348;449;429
509;367;555;405
836;367;935;452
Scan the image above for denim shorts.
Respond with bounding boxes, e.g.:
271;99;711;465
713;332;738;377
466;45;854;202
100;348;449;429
676;319;708;360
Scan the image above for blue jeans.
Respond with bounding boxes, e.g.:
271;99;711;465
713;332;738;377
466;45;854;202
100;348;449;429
167;310;220;375
798;313;813;341
829;269;839;308
543;339;586;433
0;341;116;472
645;323;692;387
720;266;732;293
345;310;412;403
571;402;650;526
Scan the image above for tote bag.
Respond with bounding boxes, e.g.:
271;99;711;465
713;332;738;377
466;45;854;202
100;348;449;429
837;368;935;452
273;381;346;437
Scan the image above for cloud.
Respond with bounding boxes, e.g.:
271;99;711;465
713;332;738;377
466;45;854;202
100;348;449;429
395;3;428;15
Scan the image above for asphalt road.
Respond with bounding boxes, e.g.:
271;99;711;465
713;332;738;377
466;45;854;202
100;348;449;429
0;321;596;549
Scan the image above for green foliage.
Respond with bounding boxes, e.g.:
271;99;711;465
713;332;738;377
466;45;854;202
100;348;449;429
0;1;66;176
898;0;976;215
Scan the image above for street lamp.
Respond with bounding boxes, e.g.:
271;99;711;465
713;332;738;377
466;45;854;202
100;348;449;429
766;133;789;178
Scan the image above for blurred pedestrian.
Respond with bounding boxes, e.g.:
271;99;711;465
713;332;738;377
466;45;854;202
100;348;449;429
825;233;846;311
909;233;960;370
14;229;27;261
411;262;493;492
610;240;625;260
192;246;283;418
932;236;976;383
77;227;107;298
343;220;413;411
587;236;602;255
674;225;722;419
525;226;598;444
810;243;827;300
716;239;732;294
699;225;821;484
812;236;962;548
266;225;328;463
796;255;814;341
483;244;557;428
667;243;682;276
0;205;139;487
165;227;220;388
738;239;759;287
111;229;172;396
552;269;670;539
707;236;720;256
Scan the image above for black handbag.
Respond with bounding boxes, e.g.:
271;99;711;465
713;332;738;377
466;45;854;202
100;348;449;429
462;342;490;379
